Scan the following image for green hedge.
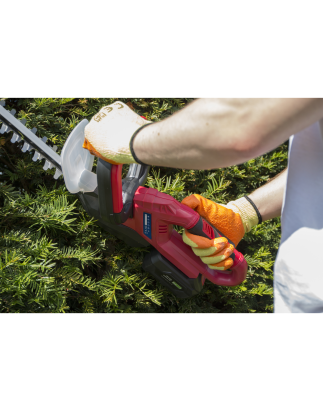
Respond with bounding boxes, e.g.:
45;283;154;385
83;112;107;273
0;98;287;312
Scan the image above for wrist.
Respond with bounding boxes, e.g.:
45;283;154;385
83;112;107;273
129;123;153;165
226;196;261;233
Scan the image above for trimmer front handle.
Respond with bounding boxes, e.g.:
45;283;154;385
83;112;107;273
97;160;150;225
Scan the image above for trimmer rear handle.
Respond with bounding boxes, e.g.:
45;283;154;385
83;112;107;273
187;216;236;261
186;214;250;282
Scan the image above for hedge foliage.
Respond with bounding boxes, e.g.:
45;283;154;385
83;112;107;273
0;98;288;313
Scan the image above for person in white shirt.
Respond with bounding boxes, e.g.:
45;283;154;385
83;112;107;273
83;99;323;313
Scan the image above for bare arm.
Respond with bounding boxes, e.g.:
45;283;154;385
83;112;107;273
134;98;323;169
249;168;287;222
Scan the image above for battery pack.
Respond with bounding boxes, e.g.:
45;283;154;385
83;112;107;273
142;249;203;299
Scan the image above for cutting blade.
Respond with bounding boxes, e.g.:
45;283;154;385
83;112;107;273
0;103;62;178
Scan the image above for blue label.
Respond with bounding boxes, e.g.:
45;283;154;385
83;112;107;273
143;212;152;239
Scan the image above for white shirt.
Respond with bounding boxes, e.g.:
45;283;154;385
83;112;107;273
274;120;323;312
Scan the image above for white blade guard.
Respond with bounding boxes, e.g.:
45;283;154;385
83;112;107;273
61;119;98;193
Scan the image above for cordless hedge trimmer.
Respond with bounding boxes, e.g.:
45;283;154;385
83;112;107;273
0;101;248;298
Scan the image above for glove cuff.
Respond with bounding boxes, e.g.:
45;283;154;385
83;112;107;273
226;196;261;233
129;123;153;166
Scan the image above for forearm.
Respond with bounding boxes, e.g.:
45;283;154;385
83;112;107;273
248;168;288;222
134;98;323;169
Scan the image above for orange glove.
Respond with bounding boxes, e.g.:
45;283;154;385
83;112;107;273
182;194;259;270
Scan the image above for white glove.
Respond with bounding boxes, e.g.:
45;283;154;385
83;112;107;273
83;101;151;164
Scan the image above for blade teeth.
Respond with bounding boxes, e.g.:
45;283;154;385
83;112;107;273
32;151;44;161
32;151;40;161
0;123;7;134
10;119;27;143
11;133;21;143
27;128;37;151
0;109;17;134
40;137;52;168
36;137;47;160
22;142;30;152
43;160;54;170
54;169;62;179
0;101;6;127
21;126;38;152
28;134;53;166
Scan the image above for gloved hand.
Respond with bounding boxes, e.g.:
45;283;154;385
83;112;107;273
182;194;259;270
83;101;151;165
